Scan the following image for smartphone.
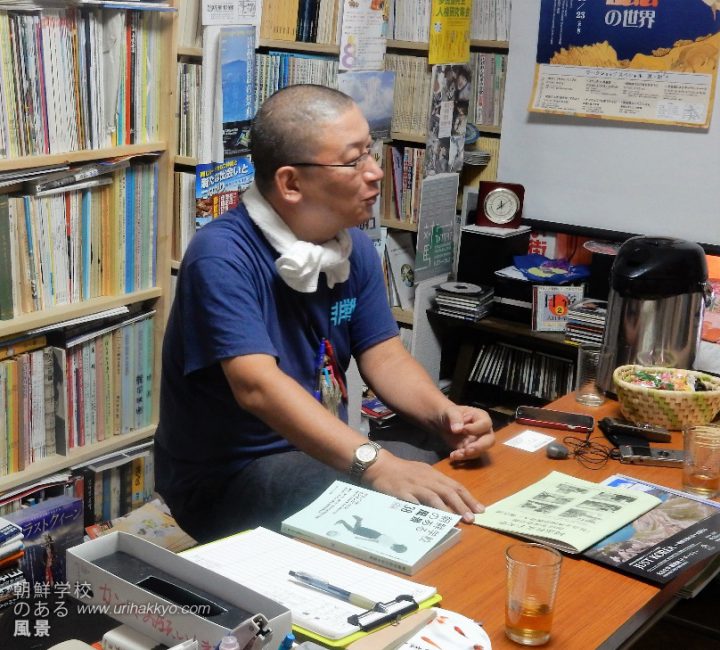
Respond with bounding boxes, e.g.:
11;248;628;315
515;406;595;433
618;445;684;467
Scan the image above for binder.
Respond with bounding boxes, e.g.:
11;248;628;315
181;527;442;647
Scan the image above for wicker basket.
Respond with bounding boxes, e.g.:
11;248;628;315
613;365;720;430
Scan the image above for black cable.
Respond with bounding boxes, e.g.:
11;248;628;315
563;434;614;469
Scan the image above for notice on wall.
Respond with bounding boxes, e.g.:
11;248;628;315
339;0;387;71
530;0;720;128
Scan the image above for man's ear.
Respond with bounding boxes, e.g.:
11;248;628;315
274;166;303;205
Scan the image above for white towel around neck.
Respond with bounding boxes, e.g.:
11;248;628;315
242;184;352;293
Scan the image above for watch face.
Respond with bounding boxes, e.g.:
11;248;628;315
356;443;378;463
483;188;520;224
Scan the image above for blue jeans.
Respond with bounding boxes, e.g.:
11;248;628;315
171;439;443;544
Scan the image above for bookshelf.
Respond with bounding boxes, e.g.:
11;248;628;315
171;1;511;340
431;312;579;417
0;4;176;495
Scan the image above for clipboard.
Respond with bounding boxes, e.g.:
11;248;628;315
297;593;442;648
181;528;443;648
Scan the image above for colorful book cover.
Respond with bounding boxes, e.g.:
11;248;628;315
532;285;585;332
281;480;462;575
338;70;395;139
428;0;472;65
219;25;256;157
4;495;83;585
585;475;720;584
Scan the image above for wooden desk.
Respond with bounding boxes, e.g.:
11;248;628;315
415;394;718;649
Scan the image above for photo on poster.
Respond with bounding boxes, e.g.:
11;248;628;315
338;70;395;139
426;64;471;175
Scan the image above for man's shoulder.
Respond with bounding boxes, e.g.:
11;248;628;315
186;204;259;258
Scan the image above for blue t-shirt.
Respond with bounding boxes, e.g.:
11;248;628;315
154;204;398;501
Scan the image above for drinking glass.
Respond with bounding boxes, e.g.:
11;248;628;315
575;345;611;406
505;543;562;646
682;425;720;498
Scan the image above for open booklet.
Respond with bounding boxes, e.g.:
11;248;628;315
281;480;461;575
473;471;661;554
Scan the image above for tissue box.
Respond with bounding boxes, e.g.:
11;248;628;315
67;532;291;649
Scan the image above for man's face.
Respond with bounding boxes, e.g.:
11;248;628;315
294;105;384;240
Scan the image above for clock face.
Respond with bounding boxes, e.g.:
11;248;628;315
483;188;521;224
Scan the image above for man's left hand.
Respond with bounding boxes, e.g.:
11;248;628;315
438;405;495;462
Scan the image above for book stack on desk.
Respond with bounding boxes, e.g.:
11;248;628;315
565;298;607;346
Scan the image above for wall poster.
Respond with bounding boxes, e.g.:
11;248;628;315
530;0;720;127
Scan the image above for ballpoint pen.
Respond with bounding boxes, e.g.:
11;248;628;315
289;570;377;610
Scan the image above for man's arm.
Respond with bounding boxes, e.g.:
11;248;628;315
221;353;484;520
356;336;495;462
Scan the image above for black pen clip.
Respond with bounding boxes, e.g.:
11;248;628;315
347;594;418;631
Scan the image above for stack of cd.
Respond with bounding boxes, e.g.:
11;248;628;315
435;282;494;321
463;149;491;166
565;298;607;345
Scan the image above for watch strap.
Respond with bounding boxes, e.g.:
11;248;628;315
349;441;382;484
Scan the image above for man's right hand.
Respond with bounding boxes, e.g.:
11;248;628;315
362;451;484;523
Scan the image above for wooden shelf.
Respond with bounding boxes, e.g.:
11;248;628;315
0;143;167;173
390;131;426;144
177;45;202;58
0;288;162;341
386;39;509;51
471;39;509;49
392;307;414;325
381;218;418;232
0;427;156;494
175;155;198;167
258;39;339;54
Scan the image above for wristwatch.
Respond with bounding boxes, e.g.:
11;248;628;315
349;441;382;483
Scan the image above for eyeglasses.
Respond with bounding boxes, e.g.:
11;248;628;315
288;144;377;170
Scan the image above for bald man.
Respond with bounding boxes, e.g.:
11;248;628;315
154;85;495;542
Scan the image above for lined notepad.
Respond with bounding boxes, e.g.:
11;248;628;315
181;527;437;641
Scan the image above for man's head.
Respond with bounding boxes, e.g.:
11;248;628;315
250;84;383;243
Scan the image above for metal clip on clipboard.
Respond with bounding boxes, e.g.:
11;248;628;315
347;594;419;632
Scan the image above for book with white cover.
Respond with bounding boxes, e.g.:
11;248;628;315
281;480;462;575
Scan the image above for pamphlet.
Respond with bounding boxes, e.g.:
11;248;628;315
585;474;720;585
473;471;660;554
281;480;461;575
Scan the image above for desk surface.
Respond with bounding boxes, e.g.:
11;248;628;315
415;394;718;650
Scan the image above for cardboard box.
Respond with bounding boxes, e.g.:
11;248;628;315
67;532;291;649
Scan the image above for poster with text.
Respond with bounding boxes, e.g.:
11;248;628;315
339;0;387;71
428;0;472;65
530;0;720;127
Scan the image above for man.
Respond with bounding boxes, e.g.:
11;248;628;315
155;85;495;543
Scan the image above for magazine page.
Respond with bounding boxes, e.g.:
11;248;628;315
473;471;661;554
584;474;720;584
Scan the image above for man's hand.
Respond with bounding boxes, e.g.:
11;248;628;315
363;452;484;523
437;404;495;463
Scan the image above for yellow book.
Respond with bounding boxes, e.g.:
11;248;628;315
428;0;472;65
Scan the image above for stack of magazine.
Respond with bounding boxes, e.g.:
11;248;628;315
434;282;493;322
565;298;607;345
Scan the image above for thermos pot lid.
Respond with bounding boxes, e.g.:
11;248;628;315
610;236;708;297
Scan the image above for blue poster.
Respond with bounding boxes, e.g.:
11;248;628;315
531;0;720;126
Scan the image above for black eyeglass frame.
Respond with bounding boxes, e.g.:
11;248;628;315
287;146;376;170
